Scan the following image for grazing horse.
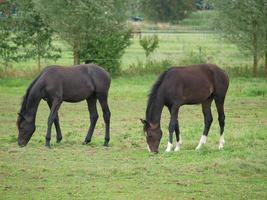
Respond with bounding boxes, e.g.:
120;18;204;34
141;64;229;153
17;64;111;148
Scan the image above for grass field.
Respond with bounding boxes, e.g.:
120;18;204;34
0;75;267;199
1;11;267;199
4;32;254;72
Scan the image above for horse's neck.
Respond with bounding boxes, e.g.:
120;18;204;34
147;97;164;124
24;86;42;122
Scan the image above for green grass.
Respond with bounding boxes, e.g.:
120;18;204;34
2;31;262;76
0;76;267;199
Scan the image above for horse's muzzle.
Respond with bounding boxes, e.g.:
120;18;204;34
18;140;27;147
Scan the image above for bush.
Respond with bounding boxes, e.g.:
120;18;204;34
139;35;159;58
122;59;173;75
179;46;210;65
80;28;131;76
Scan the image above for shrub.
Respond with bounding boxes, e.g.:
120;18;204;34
139;35;159;58
80;28;131;76
123;59;173;76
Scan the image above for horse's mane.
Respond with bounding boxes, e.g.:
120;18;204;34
146;67;173;120
18;73;43;116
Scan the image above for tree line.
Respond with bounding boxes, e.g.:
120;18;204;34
0;0;266;75
0;0;131;74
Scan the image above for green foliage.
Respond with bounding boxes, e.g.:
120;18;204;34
0;0;61;70
211;0;267;75
0;1;19;68
139;35;159;58
141;0;196;23
124;59;172;75
80;20;132;75
16;0;61;69
180;46;209;65
35;0;131;74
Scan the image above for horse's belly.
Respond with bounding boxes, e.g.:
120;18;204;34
182;85;213;104
62;87;93;102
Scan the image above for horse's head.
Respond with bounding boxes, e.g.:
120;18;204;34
17;113;36;147
140;119;162;153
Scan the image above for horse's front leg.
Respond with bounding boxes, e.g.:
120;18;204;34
46;99;62;148
47;101;62;143
166;106;179;152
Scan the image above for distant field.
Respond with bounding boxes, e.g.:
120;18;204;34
0;76;267;199
3;31;255;74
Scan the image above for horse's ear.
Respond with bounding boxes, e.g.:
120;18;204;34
140;118;146;125
17;113;25;120
140;119;150;127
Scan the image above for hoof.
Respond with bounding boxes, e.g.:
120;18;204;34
195;145;202;151
218;143;224;150
165;142;173;152
174;143;181;152
83;139;91;145
103;142;109;147
56;137;62;143
45;144;51;149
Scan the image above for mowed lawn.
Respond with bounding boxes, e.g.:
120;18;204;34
0;75;267;199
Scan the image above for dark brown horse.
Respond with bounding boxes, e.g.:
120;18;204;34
17;64;111;148
141;64;229;153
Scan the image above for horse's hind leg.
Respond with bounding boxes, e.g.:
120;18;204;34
97;94;111;147
83;96;98;144
196;98;213;150
214;96;226;149
47;101;62;143
46;99;62;148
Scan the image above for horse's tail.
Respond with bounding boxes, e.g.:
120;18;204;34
19;71;43;115
211;64;229;99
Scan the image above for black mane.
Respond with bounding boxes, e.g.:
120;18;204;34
146;68;173;120
19;73;42;115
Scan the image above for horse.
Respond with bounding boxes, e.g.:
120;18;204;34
17;64;111;148
141;64;229;153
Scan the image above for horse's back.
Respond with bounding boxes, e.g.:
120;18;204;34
39;64;110;102
161;64;229;104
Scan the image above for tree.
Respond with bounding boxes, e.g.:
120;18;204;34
16;0;61;70
0;0;61;70
141;0;195;23
0;0;19;68
35;0;131;74
212;0;267;75
80;27;131;75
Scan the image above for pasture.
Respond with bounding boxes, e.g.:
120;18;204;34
0;75;267;199
1;16;267;199
2;31;258;77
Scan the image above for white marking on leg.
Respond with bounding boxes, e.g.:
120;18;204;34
174;142;181;151
165;141;173;152
195;135;207;150
219;134;225;150
147;145;151;152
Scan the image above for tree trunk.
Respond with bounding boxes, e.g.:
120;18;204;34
252;22;258;76
253;52;258;76
73;43;80;65
265;51;267;75
265;32;267;75
37;55;41;71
